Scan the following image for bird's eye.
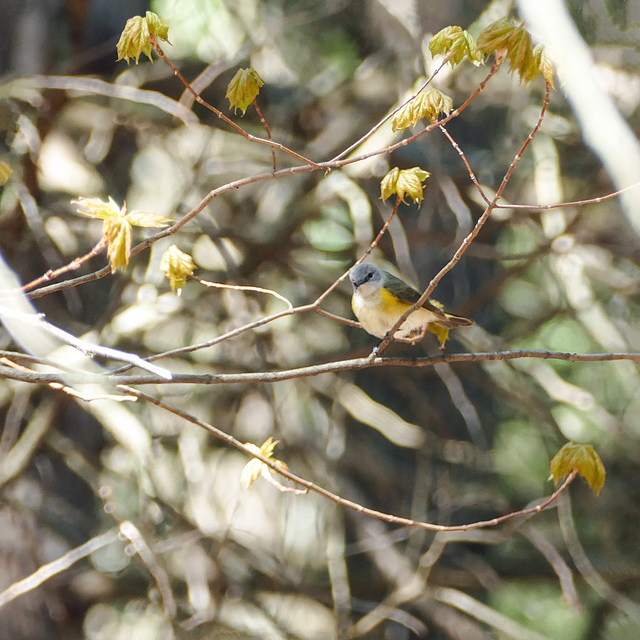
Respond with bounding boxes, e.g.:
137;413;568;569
365;272;372;281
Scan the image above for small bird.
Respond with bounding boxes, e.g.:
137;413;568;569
349;262;473;340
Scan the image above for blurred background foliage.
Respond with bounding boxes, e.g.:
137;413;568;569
0;0;640;638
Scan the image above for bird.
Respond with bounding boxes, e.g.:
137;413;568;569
349;262;473;340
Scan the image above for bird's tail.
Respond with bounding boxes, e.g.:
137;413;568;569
436;313;474;329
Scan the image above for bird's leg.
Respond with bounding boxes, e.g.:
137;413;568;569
399;323;429;345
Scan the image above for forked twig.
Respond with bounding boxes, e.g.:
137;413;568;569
121;384;578;533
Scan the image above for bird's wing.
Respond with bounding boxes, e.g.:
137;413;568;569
382;271;447;315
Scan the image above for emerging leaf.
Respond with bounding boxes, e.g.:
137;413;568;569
429;26;483;66
126;211;173;228
116;12;169;64
381;167;430;205
73;197;171;272
476;17;516;54
537;46;556;90
0;161;12;187
145;11;170;42
105;218;132;272
391;102;418;133
380;167;400;202
476;18;543;85
240;437;287;490
160;244;196;294
73;196;123;221
550;442;606;496
392;87;453;131
419;87;454;123
226;68;265;115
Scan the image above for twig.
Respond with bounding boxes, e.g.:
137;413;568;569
0;527;120;608
192;275;293;309
1;349;639;387
0;305;172;380
253;100;276;171
439;124;491;205
120;385;578;533
150;37;320;169
375;80;552;355
22;238;108;292
119;521;177;618
314;307;361;328
494;180;640;211
329;54;452;162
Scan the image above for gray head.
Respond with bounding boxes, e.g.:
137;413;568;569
349;262;384;297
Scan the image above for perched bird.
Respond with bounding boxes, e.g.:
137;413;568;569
349;262;473;340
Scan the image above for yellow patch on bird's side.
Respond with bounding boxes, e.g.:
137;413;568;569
378;287;415;315
353;286;439;339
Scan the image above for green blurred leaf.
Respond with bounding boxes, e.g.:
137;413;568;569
550;442;606;495
303;217;354;252
226;68;265;115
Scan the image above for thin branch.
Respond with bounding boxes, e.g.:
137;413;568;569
22;238;107;292
439;124;491;205
314;307;361;328
329;54;452;162
26;57;502;302
0;528;120;609
1;349;639;387
375;80;552;355
495;180;640;211
119;521;177;618
120;385;578;533
0;306;172;379
192;275;293;310
150;37;320;169
253;100;276;171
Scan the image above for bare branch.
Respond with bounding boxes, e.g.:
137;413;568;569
0;306;172;380
150;37;320;169
375;80;552;354
119;385;578;533
119;521;177;619
1;349;639;387
0;528;120;609
192;275;293;310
